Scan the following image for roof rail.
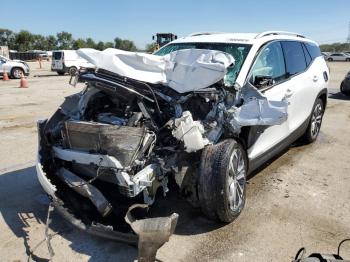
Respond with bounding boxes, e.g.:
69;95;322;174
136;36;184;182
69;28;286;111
188;32;225;37
255;31;305;39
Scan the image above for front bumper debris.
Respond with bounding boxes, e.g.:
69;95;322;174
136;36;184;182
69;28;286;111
125;204;179;262
36;119;179;261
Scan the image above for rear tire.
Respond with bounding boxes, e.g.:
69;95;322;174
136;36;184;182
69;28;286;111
11;67;24;79
301;98;324;144
198;139;247;223
68;66;78;76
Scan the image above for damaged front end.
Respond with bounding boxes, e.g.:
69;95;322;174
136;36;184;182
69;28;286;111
36;48;288;259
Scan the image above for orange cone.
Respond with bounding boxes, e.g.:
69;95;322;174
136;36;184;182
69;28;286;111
19;73;28;88
3;70;9;81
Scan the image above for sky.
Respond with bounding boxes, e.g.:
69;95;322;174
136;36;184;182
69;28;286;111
2;0;349;49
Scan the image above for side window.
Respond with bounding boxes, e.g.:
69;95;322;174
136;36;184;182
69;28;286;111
249;41;286;88
281;41;307;76
301;43;312;66
304;42;321;60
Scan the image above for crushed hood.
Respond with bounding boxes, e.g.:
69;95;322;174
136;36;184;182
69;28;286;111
77;48;235;93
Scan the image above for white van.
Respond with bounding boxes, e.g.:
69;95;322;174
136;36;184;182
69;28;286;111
51;50;93;75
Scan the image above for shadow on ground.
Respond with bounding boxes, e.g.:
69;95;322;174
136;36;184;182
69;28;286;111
0;167;138;262
0;166;222;261
33;74;67;78
328;92;350;101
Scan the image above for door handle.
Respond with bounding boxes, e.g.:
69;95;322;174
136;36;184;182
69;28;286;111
313;75;319;82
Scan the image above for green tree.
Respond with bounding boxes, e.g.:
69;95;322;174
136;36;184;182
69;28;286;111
85;38;96;48
0;28;16;49
73;38;87;49
104;41;114;49
320;42;350;52
15;30;34;51
96;41;105;50
114;37;137;51
56;31;73;49
32;34;47;50
46;35;57;50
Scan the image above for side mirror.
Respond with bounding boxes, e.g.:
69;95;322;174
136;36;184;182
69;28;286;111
175;35;178;40
152;35;155;40
254;75;274;88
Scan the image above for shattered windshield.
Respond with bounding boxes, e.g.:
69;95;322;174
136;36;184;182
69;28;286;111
155;42;251;86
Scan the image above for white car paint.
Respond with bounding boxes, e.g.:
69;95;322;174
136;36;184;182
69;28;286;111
77;48;235;93
161;31;329;161
326;53;350;61
51;50;94;74
0;55;30;78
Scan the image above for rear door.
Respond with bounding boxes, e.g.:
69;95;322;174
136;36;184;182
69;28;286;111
280;41;312;131
51;51;64;70
246;41;291;160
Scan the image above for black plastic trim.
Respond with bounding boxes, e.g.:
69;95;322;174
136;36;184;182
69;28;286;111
52;198;138;245
247;115;309;174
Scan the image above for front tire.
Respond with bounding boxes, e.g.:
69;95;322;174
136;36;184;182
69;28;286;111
327;58;333;61
301;98;324;144
198;139;247;223
11;67;24;79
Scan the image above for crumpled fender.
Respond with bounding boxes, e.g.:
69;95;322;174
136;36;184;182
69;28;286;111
227;82;289;133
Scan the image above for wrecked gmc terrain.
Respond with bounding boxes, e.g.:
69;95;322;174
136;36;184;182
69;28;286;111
36;31;328;258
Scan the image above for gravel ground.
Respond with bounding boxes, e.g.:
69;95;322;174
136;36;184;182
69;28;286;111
0;61;349;262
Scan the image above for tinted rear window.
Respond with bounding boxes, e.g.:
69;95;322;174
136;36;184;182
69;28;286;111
281;41;307;76
304;42;321;60
301;43;312;66
53;52;62;60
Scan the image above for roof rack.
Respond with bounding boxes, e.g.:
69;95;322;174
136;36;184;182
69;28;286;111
188;32;226;37
255;31;305;39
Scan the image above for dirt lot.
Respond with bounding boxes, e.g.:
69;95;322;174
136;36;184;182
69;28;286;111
0;61;349;262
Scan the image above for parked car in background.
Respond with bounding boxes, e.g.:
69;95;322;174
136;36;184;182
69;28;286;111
36;51;49;61
340;71;350;95
326;52;350;61
0;55;30;78
51;50;93;76
321;52;330;59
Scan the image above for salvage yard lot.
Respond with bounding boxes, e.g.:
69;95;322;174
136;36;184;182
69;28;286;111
0;61;349;261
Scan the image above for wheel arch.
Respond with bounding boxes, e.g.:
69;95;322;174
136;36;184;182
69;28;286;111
317;88;328;109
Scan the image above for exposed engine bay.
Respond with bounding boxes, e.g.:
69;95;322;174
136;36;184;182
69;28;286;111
36;48;289;259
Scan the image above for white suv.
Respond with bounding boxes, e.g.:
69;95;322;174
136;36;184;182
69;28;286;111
0;55;30;79
36;31;328;247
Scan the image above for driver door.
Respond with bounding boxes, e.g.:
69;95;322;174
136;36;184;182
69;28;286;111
245;41;292;160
